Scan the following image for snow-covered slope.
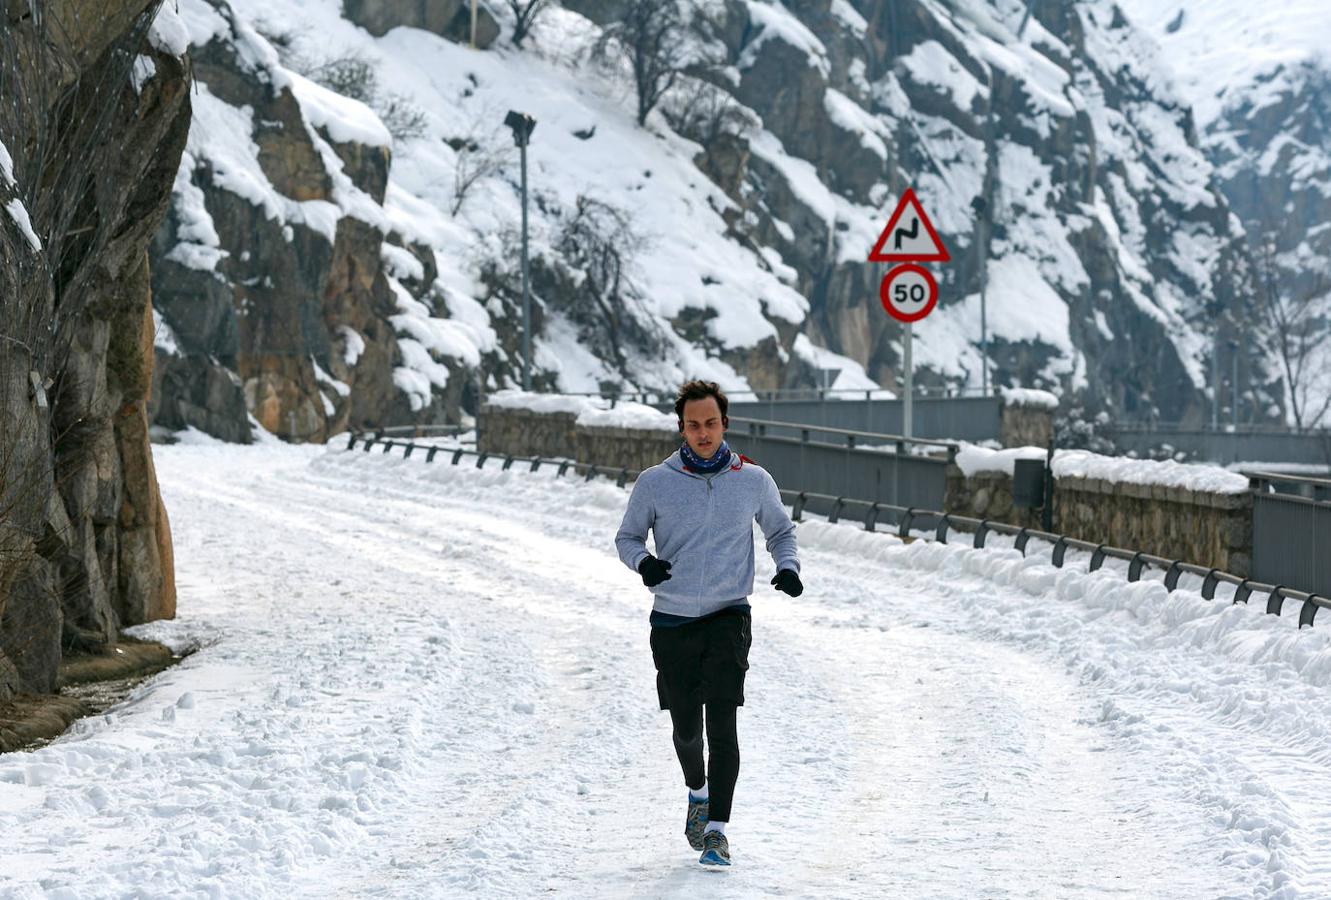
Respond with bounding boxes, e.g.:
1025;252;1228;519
149;0;1280;439
1118;0;1331;428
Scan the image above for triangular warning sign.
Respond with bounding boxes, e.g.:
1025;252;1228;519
868;188;950;263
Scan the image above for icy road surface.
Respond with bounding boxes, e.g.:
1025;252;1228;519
4;443;1331;898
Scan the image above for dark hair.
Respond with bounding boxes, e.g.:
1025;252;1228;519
674;380;729;428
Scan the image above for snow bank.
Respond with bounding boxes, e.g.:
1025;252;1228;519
1052;449;1250;494
576;402;675;432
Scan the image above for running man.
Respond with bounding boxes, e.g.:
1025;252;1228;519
615;379;804;867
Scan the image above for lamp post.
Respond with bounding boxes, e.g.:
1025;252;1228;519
504;110;537;391
971;194;990;396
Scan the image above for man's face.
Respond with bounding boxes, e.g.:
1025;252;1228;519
680;396;727;459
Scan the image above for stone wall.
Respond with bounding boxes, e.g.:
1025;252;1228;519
999;404;1054;449
945;468;1253;575
479;401;678;472
945;469;1044;530
1053;476;1253;576
575;427;679;473
477;406;580;461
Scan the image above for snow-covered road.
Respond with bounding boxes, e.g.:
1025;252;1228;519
4;443;1331;898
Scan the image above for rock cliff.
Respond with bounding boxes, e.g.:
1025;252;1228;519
1;0;182;700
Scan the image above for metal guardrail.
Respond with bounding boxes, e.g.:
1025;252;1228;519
777;489;1331;630
343;431;1330;629
561;386;999;404
364;424;469;438
1109;425;1331;467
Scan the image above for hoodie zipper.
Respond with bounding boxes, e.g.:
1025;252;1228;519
696;472;717;614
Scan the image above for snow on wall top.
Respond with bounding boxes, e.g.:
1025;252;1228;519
485;390;608;417
955;444;1048;477
958;443;1251;494
1051;450;1251;495
576;402;676;432
1000;387;1059;410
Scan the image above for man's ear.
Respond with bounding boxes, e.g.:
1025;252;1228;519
722;415;729;430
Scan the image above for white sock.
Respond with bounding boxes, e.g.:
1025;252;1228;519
688;781;709;801
704;821;727;835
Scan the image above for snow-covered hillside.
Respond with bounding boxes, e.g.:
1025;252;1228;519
1118;0;1331;429
148;0;1281;441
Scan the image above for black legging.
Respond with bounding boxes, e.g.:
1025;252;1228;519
668;701;740;822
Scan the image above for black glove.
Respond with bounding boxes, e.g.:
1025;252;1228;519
771;569;803;597
638;556;673;587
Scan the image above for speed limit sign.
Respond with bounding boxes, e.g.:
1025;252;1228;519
879;263;938;323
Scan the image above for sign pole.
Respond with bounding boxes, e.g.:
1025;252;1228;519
904;321;914;440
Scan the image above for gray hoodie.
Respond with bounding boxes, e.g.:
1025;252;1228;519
614;449;800;618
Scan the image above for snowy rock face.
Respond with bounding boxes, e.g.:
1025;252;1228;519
675;0;1268;422
1;1;184;699
151;0;1276;440
150;0;475;441
1116;0;1331;429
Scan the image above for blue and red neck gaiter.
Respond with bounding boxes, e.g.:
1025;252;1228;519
680;439;733;474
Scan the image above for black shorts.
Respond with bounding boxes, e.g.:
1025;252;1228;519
649;608;752;710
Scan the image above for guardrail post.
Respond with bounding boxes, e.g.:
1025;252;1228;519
1233;581;1253;605
1299;596;1321;628
502;456;515;471
584;465;598;482
897;507;916;539
1163;561;1186;592
363;438;376;452
426;447;440;463
557;461;571;477
935;514;951;544
530;458;542;472
973;520;990;549
403;443;415;459
1014;528;1031;556
1265;585;1289;617
382;440;394;454
475;453;489;469
451;449;465;465
1127;552;1147;582
792;492;808;522
864;502;880;532
617;468;630;488
1089;544;1108;572
346;433;358;450
1051;536;1069;568
828;496;846;524
1201;568;1222;600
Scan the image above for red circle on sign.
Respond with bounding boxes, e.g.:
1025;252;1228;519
879;264;939;323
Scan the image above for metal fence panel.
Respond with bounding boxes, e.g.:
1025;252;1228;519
1110;426;1331;467
729;431;949;516
727;397;1003;444
1252;494;1331;597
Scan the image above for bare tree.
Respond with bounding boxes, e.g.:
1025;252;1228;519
556;196;651;369
595;0;688;127
447;126;511;216
660;77;756;150
508;0;552;47
1254;233;1331;431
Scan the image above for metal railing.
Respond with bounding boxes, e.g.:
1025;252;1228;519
777;489;1331;629
1248;472;1331;597
346;431;1331;628
1108;424;1331;467
341;433;1330;629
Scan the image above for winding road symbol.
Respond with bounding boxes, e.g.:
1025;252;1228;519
869;188;950;263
